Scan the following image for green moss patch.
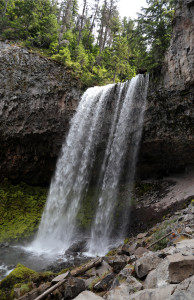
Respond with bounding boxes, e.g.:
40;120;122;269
0;264;36;290
0;180;47;243
0;264;54;299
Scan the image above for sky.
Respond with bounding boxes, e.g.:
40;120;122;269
118;0;148;19
66;0;148;20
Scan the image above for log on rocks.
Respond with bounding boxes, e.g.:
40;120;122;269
33;275;69;300
33;258;103;300
147;232;172;249
71;257;103;276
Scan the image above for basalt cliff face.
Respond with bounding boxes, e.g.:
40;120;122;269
137;0;194;179
0;0;193;185
0;42;82;185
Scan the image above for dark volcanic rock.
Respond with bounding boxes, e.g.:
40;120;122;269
137;0;194;179
0;41;82;185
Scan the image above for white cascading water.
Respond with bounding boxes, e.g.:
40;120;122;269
89;75;149;254
31;74;149;255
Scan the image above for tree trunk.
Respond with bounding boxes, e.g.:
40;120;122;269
78;0;87;45
85;0;100;48
1;0;10;17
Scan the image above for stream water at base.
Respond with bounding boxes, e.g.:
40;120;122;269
0;243;92;281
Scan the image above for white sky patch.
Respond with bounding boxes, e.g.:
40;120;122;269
75;0;148;20
118;0;148;19
57;0;148;21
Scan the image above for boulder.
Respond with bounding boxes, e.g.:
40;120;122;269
104;256;129;273
137;233;148;239
145;253;194;288
95;260;112;277
183;214;193;222
51;271;71;284
135;252;163;278
121;242;141;255
93;272;115;292
144;269;157;289
104;276;143;299
126;275;143;292
104;283;132;300
163;253;194;284
175;238;194;253
65;240;87;255
129;255;137;263
73;290;103;299
62;277;85;299
83;276;97;289
134;247;150;258
84;260;112;289
128;285;176;300
185;227;192;234
117;264;135;279
170;275;194;300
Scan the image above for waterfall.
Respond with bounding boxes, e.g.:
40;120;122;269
32;75;149;255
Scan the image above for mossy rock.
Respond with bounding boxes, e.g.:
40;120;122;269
0;264;36;290
0;264;36;299
0;180;47;242
0;290;7;300
124;237;130;244
0;264;54;299
105;248;117;256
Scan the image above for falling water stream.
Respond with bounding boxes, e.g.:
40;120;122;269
0;75;149;279
31;74;149;255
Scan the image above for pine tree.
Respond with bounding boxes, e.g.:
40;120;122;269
137;0;176;71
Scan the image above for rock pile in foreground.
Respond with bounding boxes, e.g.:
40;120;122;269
9;200;194;300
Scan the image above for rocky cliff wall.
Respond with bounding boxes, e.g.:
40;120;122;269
162;0;194;90
137;0;194;179
0;0;193;185
0;42;82;185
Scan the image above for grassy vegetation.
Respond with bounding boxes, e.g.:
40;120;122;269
151;219;177;251
0;180;47;243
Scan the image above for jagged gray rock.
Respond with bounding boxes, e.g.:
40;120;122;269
135;252;163;278
128;285;177;300
145;253;194;288
74;291;103;299
170;275;194;300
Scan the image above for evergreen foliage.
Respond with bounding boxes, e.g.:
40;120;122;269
137;0;176;73
0;0;176;84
